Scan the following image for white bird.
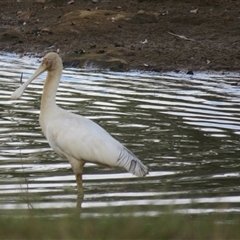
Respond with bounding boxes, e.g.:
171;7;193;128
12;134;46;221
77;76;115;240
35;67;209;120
11;52;148;204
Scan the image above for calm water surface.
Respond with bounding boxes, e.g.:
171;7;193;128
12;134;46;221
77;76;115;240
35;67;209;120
1;53;240;217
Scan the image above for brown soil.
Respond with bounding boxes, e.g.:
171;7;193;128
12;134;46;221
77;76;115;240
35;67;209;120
1;0;240;72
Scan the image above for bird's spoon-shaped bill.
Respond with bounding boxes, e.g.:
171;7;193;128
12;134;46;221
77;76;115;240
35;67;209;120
11;63;47;100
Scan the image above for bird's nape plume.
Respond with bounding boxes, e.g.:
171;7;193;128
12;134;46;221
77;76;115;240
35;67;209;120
117;147;148;177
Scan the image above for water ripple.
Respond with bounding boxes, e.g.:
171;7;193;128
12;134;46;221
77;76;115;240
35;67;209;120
1;53;240;216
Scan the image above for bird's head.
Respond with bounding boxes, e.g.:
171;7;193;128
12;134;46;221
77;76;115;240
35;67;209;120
11;52;62;100
41;52;62;72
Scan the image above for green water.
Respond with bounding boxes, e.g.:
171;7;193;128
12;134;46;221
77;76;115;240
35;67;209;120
1;53;240;217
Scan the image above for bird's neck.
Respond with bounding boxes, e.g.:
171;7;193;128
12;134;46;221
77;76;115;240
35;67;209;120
40;69;61;113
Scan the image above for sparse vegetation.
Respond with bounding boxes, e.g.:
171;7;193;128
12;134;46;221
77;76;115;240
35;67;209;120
0;208;240;240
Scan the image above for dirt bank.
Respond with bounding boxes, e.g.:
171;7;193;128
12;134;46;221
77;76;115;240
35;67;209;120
1;0;240;72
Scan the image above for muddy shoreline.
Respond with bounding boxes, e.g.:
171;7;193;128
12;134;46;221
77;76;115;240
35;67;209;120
1;0;240;72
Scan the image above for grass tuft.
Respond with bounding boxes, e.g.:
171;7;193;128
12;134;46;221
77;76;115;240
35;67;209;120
0;208;240;240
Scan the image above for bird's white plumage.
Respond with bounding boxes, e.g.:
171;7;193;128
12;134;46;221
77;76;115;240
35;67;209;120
43;106;148;176
11;52;148;198
45;109;120;165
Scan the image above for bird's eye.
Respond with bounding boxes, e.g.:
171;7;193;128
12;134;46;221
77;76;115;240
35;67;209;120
43;58;53;70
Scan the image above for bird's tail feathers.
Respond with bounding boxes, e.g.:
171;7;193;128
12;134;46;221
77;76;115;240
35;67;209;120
117;147;148;177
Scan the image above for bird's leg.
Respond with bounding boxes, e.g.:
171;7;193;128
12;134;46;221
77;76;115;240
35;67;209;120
75;173;84;208
68;158;85;208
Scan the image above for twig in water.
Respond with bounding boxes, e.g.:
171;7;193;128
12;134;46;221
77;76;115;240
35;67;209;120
19;149;34;213
20;73;23;84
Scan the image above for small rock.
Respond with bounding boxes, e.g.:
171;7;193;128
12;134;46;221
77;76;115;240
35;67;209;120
1;29;22;42
74;49;85;54
17;11;31;23
140;39;148;44
190;8;198;14
114;42;124;47
97;49;106;54
32;29;41;36
42;27;52;34
186;70;194;75
89;44;97;49
67;0;74;4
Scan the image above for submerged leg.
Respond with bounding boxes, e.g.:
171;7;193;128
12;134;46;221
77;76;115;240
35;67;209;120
67;157;85;208
75;173;84;208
